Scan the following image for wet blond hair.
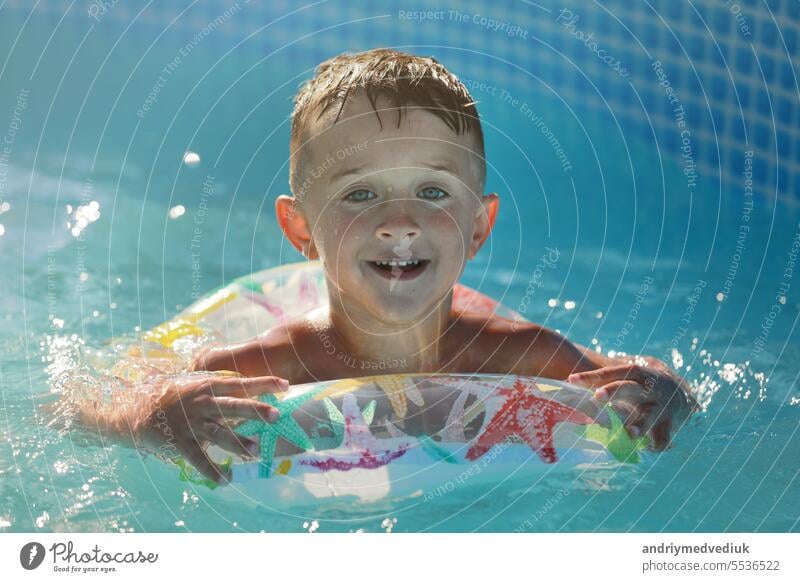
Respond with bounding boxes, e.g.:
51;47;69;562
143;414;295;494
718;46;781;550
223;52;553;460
290;48;485;191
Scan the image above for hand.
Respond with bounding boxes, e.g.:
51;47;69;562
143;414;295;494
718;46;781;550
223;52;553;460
568;359;696;451
133;374;288;484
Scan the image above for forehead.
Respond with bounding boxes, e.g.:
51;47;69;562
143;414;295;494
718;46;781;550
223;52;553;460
299;92;481;176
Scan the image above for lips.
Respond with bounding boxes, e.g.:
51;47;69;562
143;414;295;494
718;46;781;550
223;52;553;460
364;258;430;281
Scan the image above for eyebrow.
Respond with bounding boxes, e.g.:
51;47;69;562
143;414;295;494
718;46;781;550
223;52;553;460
328;160;459;184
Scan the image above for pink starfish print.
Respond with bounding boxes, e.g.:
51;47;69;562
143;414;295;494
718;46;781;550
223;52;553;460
299;394;413;472
465;378;594;464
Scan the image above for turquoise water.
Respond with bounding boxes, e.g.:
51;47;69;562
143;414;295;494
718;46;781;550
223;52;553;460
1;18;799;533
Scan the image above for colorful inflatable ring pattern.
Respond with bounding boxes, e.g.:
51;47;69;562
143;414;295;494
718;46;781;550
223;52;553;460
139;261;648;505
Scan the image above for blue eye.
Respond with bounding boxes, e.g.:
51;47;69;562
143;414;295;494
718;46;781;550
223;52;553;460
417;186;449;200
344;189;376;202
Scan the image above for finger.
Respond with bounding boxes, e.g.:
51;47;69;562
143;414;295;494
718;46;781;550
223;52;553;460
607;399;638;426
647;417;673;452
180;440;231;485
591;380;643;403
568;365;643;388
203;396;280;423
206;376;289;398
201;421;260;458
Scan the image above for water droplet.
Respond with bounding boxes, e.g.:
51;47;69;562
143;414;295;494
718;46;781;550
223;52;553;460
183;151;200;167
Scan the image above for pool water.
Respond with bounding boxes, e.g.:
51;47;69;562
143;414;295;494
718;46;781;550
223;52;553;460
1;18;799;533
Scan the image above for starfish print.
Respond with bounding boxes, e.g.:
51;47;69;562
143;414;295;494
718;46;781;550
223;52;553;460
313;374;424;419
236;387;320;478
582;406;649;463
465;378;595;464
298;394;413;472
311;397;376;449
432;377;496;442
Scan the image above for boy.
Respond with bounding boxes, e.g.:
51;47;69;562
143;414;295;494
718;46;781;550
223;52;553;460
100;49;695;484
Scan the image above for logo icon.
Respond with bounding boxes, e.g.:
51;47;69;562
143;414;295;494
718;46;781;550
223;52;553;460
20;542;46;570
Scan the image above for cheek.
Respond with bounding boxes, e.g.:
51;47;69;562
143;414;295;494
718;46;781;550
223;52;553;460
315;211;368;267
427;207;472;251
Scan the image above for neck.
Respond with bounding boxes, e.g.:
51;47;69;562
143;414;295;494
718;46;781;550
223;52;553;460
325;287;454;374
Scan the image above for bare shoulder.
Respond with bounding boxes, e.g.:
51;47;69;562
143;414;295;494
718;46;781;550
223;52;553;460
453;314;600;378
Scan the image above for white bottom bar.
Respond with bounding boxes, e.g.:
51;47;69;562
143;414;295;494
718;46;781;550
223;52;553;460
1;533;797;581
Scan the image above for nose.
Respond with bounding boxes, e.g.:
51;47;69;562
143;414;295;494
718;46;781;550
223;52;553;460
375;214;420;241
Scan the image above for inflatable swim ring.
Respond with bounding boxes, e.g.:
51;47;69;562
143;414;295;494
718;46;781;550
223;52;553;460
130;261;648;506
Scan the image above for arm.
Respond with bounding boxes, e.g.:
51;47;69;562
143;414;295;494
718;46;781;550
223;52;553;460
189;325;294;379
508;323;696;450
54;371;286;485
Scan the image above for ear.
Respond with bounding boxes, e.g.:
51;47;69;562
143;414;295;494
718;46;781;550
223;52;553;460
469;193;499;259
275;195;318;259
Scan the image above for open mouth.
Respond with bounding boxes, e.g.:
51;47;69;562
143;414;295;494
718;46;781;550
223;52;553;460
365;259;430;281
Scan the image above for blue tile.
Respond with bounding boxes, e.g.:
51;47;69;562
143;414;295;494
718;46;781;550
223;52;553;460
688;34;705;60
780;61;796;90
753;156;768;183
737;83;751;108
732;118;748;141
710;75;727;100
664;2;684;21
643;22;659;47
777;96;794;124
754;123;772;149
704;140;719;166
735;46;752;74
778;166;789;192
784;27;798;54
711;107;726;133
760;20;779;48
756;89;772;116
777;131;792;158
712;7;731;34
760;53;777;82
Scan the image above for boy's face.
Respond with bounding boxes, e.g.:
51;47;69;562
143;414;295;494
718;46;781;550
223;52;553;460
279;93;497;324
